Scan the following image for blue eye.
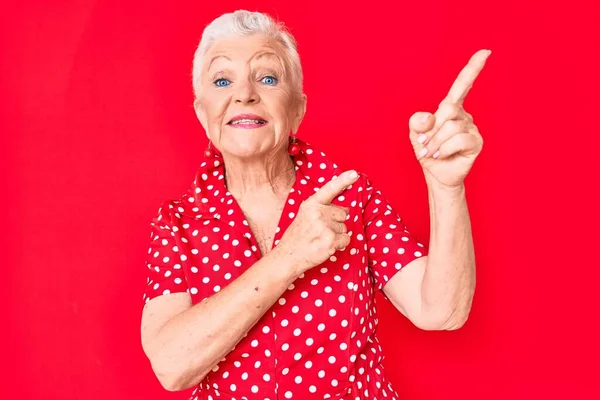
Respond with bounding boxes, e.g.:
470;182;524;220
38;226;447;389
261;76;278;85
214;78;230;87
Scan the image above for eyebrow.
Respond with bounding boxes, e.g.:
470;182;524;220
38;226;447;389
209;51;280;68
207;55;231;72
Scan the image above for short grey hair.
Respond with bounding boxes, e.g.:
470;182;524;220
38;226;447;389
191;10;303;100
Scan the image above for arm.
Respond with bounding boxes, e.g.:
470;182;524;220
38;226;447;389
141;170;358;391
384;50;491;330
383;181;475;331
141;246;302;391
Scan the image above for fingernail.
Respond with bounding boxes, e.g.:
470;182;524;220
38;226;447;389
348;170;358;179
421;114;430;124
433;150;440;159
417;134;427;144
418;148;428;158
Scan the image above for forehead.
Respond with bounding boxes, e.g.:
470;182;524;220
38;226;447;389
204;34;287;69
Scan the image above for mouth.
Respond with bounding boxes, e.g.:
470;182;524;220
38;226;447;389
227;114;268;128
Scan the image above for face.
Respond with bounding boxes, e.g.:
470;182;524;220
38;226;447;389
194;34;307;160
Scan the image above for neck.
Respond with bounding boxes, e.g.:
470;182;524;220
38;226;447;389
223;150;296;200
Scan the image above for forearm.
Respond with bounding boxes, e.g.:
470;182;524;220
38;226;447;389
420;178;476;329
152;247;302;390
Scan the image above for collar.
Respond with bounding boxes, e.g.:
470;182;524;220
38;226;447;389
172;137;343;234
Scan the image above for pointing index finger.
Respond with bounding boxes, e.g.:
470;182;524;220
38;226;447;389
444;49;492;105
311;170;359;204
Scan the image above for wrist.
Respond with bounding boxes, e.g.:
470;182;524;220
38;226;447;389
424;175;466;198
270;243;310;278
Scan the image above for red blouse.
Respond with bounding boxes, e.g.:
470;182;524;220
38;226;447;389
143;138;427;400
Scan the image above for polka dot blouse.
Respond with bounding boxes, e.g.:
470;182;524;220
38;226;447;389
143;138;427;400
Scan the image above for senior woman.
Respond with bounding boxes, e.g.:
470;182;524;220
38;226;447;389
141;9;490;400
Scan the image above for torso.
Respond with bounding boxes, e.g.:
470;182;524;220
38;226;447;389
143;140;424;400
231;171;295;257
239;193;287;257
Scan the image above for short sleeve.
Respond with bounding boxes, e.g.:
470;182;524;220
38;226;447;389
142;201;189;304
361;175;428;291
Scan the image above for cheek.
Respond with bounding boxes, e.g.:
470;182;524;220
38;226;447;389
201;93;231;124
269;90;297;125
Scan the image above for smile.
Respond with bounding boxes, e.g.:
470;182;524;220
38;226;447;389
227;113;268;129
229;119;267;125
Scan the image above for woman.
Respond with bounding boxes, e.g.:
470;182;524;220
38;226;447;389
140;9;490;400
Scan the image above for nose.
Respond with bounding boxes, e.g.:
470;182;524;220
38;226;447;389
234;79;259;104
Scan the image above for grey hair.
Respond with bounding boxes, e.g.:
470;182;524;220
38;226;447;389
191;10;303;100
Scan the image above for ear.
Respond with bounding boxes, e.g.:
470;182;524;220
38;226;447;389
292;93;307;134
193;97;209;133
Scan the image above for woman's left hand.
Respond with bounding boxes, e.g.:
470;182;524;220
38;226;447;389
409;49;491;189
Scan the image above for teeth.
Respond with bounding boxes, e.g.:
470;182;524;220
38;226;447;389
231;119;264;125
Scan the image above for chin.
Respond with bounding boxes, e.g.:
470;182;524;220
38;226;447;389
218;136;267;159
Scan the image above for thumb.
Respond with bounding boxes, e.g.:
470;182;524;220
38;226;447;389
409;112;435;137
310;170;359;204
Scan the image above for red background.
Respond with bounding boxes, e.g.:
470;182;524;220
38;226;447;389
2;1;599;399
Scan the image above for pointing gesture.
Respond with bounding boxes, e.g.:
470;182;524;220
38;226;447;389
277;170;359;273
409;49;492;188
445;50;490;105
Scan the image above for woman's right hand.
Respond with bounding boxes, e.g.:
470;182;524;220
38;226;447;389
276;170;360;273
